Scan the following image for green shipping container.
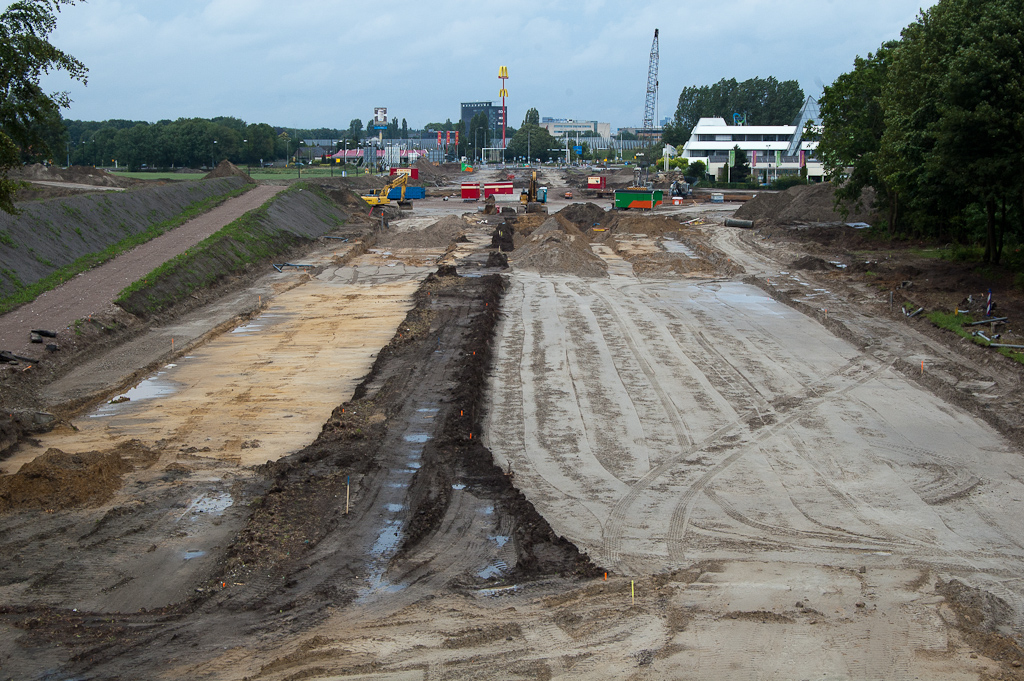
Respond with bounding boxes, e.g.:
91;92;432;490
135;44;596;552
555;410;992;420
613;188;664;210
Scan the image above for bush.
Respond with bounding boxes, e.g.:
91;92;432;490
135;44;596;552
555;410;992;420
770;175;808;191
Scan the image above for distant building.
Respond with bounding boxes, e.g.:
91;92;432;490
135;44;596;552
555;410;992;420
460;101;505;137
680;96;823;181
540;118;611;139
616;126;664;139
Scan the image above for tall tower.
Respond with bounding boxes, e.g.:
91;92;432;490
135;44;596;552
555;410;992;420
499;66;509;152
642;29;659;135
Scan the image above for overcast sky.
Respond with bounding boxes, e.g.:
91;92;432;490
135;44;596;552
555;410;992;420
37;0;936;131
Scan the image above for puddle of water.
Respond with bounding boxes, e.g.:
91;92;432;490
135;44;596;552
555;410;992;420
481;505;494;515
230;313;282;336
417;407;439;413
404;433;431;443
407;461;421;469
479;561;512;577
452;483;467;490
385;503;405;513
477;584;521;597
180;492;233;519
91;370;180;417
491;535;510;547
370;519;403;556
183;550;206;560
662;239;696;257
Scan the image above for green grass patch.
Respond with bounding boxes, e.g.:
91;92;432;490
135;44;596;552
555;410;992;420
926;310;1024;366
0;229;15;248
0;183;254;316
940;244;984;262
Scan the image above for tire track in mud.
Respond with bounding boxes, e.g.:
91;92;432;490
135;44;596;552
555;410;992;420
663;361;891;563
559;282;652;480
599;358;882;570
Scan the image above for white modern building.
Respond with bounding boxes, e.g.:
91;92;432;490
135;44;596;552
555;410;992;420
680;96;823;182
540;118;612;139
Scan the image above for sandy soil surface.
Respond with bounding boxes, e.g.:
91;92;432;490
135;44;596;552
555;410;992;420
3;179;1024;680
3;261;437;472
0;184;283;358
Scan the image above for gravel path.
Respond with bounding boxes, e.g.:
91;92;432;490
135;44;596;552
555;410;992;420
0;184;284;358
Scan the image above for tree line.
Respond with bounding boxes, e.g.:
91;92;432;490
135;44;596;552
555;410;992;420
816;0;1023;264
662;76;806;146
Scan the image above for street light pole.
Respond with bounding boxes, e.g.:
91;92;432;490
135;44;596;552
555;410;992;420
212;140;217;169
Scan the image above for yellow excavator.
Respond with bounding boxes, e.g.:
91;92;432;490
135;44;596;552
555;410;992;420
519;171;547;209
363;174;412;209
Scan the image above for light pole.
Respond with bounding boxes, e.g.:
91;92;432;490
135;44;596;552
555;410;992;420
242;139;248;168
212;140;217;169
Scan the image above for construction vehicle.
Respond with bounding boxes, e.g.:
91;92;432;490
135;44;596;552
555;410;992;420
520;171;547;204
362;174;413;209
519;171;548;213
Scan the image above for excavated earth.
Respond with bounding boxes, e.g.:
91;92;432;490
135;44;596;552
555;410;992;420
3;178;1024;680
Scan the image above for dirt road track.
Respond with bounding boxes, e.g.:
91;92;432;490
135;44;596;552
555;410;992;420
483;253;1024;675
0;184;283;357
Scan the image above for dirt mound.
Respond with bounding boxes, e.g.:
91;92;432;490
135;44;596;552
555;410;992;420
306;182;371;211
379;215;470;249
11;163;130;188
790;255;834;271
415;159;452;186
511;218;608;278
589;213;686;242
203;160;255;183
735;183;876;224
0;441;155;511
557;202;606;230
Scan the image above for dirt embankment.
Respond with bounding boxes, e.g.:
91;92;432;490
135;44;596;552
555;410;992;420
735;182;877;225
219;269;599;591
0;177;250;300
117;184;370;319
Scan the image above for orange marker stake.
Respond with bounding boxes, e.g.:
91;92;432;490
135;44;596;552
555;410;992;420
604;572;608;581
921;360;924;375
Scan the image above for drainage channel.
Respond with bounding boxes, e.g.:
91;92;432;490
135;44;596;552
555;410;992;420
358;405;439;599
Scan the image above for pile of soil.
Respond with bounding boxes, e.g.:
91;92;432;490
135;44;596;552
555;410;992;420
9;164;132;188
557;202;605;230
203;160;255;183
790;255;835;271
414;159;452;186
589;213;688;242
0;441;154;511
735;183;876;224
511;217;608;277
305;182;371;211
379;215;470;249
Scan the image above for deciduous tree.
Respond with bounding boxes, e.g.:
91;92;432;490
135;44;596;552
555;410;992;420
0;0;87;213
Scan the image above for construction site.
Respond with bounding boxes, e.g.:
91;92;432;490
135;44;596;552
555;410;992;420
1;156;1024;681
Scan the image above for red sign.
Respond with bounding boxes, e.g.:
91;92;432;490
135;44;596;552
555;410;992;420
446;131;450;144
437;131;442;146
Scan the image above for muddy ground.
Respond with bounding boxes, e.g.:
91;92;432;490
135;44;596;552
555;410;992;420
2;175;1024;679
